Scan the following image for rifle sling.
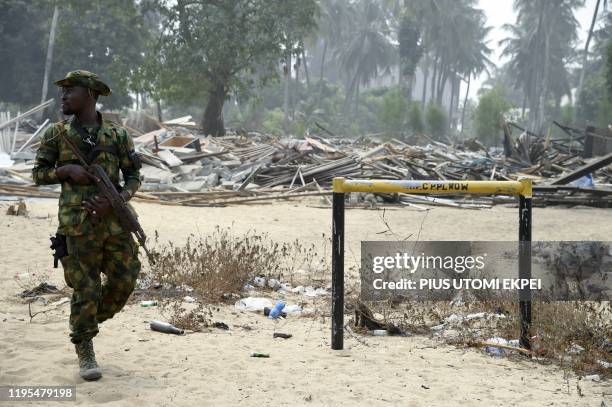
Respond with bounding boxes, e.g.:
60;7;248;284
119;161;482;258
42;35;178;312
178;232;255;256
69;117;119;164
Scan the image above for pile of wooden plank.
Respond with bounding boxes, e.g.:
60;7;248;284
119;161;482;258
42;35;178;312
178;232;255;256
1;110;610;208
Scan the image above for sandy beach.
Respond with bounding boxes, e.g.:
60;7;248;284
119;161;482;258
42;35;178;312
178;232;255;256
1;198;610;406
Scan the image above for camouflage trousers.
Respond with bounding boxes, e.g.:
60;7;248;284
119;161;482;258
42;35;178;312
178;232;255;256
60;229;140;344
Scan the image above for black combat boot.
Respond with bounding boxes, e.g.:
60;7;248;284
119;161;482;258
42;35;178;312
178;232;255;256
75;339;102;381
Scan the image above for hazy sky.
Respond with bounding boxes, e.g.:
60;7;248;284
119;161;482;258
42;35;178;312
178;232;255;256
466;0;601;99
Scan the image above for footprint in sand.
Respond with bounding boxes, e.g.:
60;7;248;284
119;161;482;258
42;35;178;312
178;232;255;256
89;390;126;404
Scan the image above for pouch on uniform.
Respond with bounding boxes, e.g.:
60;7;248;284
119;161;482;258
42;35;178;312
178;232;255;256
50;233;68;268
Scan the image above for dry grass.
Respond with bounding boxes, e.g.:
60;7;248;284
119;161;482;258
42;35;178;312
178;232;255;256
354;298;611;377
144;226;326;302
141;226;330;329
159;300;214;332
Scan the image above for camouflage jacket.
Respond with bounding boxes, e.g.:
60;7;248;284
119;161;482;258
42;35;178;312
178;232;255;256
32;116;141;236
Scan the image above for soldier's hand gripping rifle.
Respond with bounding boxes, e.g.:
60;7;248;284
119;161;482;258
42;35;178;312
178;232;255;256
58;130;156;265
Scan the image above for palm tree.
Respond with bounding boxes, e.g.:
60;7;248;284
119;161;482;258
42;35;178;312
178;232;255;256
501;0;583;132
403;0;491;130
316;0;352;83
577;0;607;104
336;0;396;114
456;14;493;135
398;12;423;100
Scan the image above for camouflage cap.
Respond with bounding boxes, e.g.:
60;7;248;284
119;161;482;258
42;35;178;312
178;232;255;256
54;70;112;96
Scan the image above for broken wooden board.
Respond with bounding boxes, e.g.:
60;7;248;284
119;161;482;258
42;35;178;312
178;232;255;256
551;152;612;185
156;150;183;167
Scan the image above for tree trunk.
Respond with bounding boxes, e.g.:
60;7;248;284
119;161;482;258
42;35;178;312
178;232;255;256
460;74;471;137
577;0;601;104
538;19;550;133
354;81;360;117
156;99;163;122
448;73;456;131
343;71;359;114
283;55;291;134
530;3;546;132
421;61;428;109
39;5;58;120
430;54;438;106
319;39;327;83
202;83;227;136
437;67;448;106
301;44;310;89
293;55;298;119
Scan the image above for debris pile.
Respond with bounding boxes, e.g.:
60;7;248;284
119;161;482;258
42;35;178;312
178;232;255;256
1;103;611;208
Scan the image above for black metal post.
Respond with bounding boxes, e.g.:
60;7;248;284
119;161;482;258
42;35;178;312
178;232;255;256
518;195;532;350
331;192;345;350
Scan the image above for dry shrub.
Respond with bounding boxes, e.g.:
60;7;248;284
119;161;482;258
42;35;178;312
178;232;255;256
532;301;611;374
355;297;611;377
160;299;213;332
145;226;327;302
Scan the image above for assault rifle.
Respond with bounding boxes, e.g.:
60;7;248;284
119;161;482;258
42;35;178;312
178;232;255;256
58;130;155;265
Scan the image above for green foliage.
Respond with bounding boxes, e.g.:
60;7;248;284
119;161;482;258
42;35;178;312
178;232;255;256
53;1;152;109
0;0;152;109
407;101;424;134
0;0;52;106
154;0;317;112
500;0;581;128
377;89;407;136
262;108;285;136
338;0;396;111
577;69;612;127
425;102;447;139
474;87;511;146
560;104;574;126
398;13;422;80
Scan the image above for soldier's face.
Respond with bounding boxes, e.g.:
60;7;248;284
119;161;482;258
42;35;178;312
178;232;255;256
60;86;91;115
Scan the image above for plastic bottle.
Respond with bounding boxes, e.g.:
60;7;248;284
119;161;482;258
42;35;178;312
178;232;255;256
150;320;184;335
140;300;158;307
268;301;286;319
263;307;287;318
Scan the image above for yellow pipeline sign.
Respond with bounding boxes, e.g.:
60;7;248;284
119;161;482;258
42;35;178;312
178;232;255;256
332;177;532;197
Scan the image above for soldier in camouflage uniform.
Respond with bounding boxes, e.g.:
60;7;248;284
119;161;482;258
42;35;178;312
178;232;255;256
32;70;142;381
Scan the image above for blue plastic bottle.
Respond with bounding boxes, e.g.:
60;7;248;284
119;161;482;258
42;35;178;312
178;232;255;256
268;301;286;319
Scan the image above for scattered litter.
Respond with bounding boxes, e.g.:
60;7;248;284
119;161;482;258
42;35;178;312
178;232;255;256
303;286;328;297
430;324;445;332
19;282;59;298
183;296;196;303
253;276;266;287
567;344;586;354
273;332;292;339
235;297;273;312
370;330;389;336
213;321;229;330
583;374;601;382
284;304;303;314
482;337;523;356
150;320;184;335
49;297;70;307
267;301;286;319
264;307;287;318
267;278;281;290
140;300;158;307
250;352;270;358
